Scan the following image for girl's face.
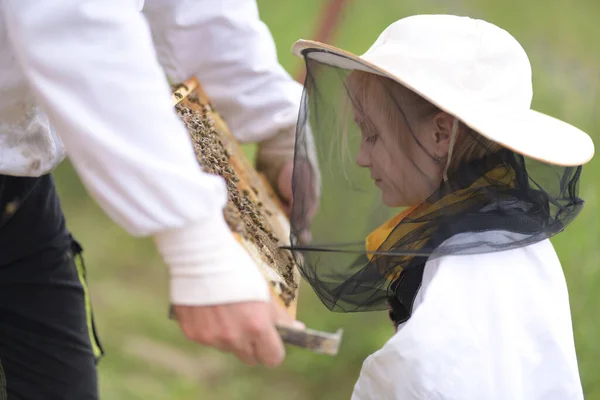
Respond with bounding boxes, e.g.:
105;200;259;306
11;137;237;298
350;75;452;208
353;109;434;207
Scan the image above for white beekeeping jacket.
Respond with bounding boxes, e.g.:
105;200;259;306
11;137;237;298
352;233;583;400
0;0;303;305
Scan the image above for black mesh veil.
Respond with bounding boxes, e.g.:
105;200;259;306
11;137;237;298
288;50;584;316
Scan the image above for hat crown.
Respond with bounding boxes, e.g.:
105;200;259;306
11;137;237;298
362;15;533;110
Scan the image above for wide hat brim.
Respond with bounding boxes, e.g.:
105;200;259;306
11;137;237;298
292;40;594;167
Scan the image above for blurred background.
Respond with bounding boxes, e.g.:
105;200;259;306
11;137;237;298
53;0;600;398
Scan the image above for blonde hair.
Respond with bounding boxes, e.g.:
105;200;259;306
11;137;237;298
346;71;502;176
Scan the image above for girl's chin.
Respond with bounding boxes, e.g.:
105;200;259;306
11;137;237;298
381;193;407;208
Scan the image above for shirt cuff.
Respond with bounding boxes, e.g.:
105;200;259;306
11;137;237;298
153;211;271;306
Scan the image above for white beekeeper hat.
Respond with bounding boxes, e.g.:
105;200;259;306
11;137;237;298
292;14;594;166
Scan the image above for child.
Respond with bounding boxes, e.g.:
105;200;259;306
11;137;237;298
288;14;594;399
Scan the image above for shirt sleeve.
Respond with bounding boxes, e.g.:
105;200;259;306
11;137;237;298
142;0;304;144
2;0;270;305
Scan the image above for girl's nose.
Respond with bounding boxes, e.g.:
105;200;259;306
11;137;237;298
356;144;371;168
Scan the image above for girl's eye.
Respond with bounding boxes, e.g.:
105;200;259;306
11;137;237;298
366;135;378;144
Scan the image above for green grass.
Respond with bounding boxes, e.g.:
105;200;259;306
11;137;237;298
53;1;600;398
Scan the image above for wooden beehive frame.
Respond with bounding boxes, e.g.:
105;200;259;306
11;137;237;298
171;77;300;318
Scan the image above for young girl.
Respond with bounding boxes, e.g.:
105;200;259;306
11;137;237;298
288;14;594;399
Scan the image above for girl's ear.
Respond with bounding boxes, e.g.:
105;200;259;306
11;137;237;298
422;112;455;159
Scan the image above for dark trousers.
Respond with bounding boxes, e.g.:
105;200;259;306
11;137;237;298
0;174;102;399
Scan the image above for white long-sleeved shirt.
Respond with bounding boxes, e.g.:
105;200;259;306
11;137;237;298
1;0;303;305
352;232;583;400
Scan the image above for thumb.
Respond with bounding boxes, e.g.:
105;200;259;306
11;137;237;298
299;229;312;246
270;301;305;330
277;160;294;204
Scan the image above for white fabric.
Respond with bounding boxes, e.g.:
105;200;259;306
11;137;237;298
352;233;583;400
1;0;303;305
154;212;269;305
0;6;66;176
292;14;595;167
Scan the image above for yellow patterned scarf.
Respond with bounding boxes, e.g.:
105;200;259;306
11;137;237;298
365;166;517;282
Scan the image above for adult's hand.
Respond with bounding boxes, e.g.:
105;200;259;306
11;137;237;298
277;158;319;245
173;299;303;367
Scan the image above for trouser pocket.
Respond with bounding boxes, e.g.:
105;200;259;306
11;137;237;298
70;238;105;362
